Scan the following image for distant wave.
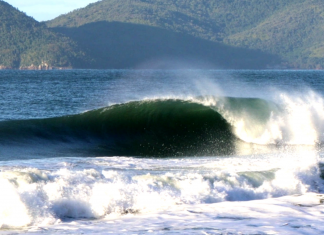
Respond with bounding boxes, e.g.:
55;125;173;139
0;96;322;157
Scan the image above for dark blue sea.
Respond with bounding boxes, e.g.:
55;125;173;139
1;70;324;234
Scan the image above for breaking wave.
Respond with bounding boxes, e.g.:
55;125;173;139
0;94;323;157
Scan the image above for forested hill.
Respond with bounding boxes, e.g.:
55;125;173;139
1;0;323;69
47;0;324;69
0;1;86;69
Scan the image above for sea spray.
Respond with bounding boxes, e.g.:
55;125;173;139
274;91;324;145
0;178;31;228
191;91;324;146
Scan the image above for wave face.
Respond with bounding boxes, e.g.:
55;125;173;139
0;98;237;157
0;95;321;157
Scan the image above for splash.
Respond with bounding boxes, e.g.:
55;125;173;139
191;91;324;146
0;150;321;229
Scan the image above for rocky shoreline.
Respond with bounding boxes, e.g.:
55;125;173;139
0;64;72;70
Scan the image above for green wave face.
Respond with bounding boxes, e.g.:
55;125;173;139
58;99;236;156
0;97;280;157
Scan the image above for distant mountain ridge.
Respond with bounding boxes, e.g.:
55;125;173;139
1;0;323;69
47;0;324;69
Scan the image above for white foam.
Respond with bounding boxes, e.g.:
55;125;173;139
18;193;324;234
0;150;322;232
275;91;324;145
191;90;324;145
0;179;31;228
249;91;324;145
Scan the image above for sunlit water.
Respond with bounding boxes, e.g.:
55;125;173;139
1;70;324;234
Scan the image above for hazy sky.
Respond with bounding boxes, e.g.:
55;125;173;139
6;0;99;21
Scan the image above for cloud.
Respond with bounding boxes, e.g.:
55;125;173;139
6;0;99;21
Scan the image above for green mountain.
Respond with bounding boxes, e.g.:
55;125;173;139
2;0;322;69
0;1;86;69
47;0;324;69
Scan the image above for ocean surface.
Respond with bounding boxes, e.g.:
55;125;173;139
1;69;324;234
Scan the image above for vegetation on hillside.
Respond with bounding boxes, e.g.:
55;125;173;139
1;0;322;69
0;1;86;69
47;0;324;69
225;0;324;69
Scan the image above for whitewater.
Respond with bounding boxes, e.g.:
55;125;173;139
0;70;324;234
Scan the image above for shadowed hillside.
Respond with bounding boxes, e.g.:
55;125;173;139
52;21;280;69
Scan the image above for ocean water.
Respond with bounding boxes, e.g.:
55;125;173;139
0;69;324;234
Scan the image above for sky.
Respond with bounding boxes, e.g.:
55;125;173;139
6;0;100;22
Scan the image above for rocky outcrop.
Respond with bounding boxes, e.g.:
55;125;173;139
19;63;72;70
20;61;52;70
0;65;12;69
1;61;72;70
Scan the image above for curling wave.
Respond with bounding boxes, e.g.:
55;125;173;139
0;96;321;157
